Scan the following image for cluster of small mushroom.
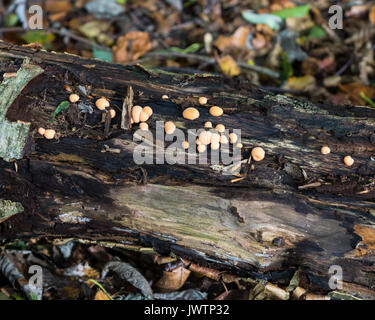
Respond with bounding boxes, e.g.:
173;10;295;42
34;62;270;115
37;127;56;140
131;105;153;131
95;97;116;119
162;96;265;161
320;146;354;167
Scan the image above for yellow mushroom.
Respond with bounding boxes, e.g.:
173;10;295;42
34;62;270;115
96;97;110;110
132;105;143;123
252;147;265;162
69;94;80;103
143;106;153;117
209;106;223;117
109;109;116;119
236;142;243;148
44;129;56;140
229;133;238;144
344;156;354;167
204;121;213;128
38;128;46;136
139;122;149;131
321;146;331;155
139;111;149;122
211;142;220;150
182;141;189;149
165;121;176;134
210;133;220;144
216;124;225;133
220;135;229;144
162;95;169;100
199;97;208;105
199;131;212;145
183;107;200;120
198;144;206;153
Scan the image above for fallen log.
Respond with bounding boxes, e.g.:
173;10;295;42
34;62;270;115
0;41;375;299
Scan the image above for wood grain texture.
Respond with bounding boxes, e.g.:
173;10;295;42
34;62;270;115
0;41;374;298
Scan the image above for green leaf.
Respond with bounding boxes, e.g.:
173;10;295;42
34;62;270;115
242;10;282;30
272;4;311;19
116;0;127;4
5;240;26;250
307;25;326;39
279;52;293;81
360;91;375;108
51;101;70;120
21;31;55;50
4;13;19;27
88;279;113;300
171;43;202;54
93;48;113;62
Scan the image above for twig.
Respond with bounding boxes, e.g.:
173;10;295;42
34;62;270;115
145;51;280;79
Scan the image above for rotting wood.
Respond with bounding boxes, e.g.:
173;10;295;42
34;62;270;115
0;42;374;299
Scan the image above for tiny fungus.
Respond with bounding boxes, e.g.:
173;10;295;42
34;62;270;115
69;94;80;103
204;121;213;128
96;97;110;110
220;135;229;144
44;129;56;140
162;95;169;100
165;121;176;134
143;106;153;117
236;142;243;148
229;133;238;144
198;144;206;153
139;111;149;122
210;133;220;144
344;156;354;167
211;142;220;150
182;141;189;149
139;122;149;131
252;147;265;162
64;85;72;92
199;131;211;145
321;146;331;155
132;105;143;123
183;107;200;120
109;109;116;119
199;97;208;105
38;128;45;136
209;106;223;117
216;124;225;133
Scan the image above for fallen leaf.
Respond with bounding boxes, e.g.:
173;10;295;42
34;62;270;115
283;75;316;92
214;26;250;52
154;266;191;293
370;5;375;24
338;83;375;105
218;55;241;77
45;0;72;13
94;289;111;300
113;31;152;63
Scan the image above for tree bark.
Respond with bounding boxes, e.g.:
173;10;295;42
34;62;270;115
0;41;375;299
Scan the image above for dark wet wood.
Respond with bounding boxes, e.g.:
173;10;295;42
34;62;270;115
0;41;375;299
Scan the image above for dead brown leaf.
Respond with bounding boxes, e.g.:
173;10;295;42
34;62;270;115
113;31;152;64
154;266;191;293
214;26;250;52
94;289;111;300
218;55;241;77
45;0;72;13
338;83;375;105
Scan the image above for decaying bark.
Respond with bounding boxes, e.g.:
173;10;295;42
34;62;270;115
0;41;375;299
